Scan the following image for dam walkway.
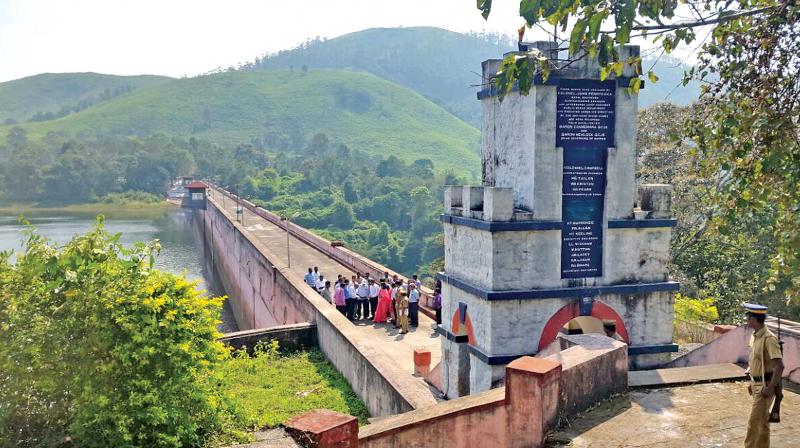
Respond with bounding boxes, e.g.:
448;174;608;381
206;185;442;382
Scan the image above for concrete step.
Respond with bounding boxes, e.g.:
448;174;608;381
628;363;747;388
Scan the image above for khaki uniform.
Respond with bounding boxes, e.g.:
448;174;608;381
745;327;783;448
396;294;409;334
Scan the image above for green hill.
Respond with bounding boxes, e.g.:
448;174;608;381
250;27;514;126
0;70;480;176
248;27;701;125
0;72;172;124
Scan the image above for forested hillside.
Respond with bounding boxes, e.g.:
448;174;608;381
247;27;702;125
0;70;480;177
0;72;171;124
0;125;457;275
249;27;514;125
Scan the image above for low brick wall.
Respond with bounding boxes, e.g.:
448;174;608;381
542;334;628;417
355;337;628;448
665;324;800;384
219;323;318;353
198;195;437;417
358;357;560;448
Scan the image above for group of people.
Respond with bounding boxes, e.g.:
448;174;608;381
303;267;443;334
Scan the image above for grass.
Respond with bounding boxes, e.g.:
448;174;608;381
0;70;480;176
0;72;171;124
215;343;369;436
0;201;174;216
0;191;172;214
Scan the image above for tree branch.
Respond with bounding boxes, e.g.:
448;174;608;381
631;6;775;31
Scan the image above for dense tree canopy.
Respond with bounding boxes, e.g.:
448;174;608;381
0;124;457;278
0;128;197;205
637;103;799;321
480;0;800;299
227;139;456;276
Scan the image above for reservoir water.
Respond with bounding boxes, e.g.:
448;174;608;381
0;207;238;332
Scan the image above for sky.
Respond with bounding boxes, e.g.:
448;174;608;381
0;0;538;83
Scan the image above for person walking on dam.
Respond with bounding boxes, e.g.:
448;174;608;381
373;282;393;324
744;303;784;448
333;281;346;315
432;287;442;325
320;280;332;304
304;268;316;289
396;290;409;334
369;278;380;320
407;283;420;327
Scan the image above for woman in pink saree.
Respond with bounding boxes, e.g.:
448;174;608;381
373;283;393;323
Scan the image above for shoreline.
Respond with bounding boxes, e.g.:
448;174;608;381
0;201;177;216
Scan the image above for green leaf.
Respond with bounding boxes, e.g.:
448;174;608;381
615;0;635;43
588;9;607;42
569;19;588;55
598;34;611;66
519;0;541;26
477;0;493;20
600;66;611;81
647;71;659;83
628;77;642;94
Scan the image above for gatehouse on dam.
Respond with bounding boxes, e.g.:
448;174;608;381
184;43;800;448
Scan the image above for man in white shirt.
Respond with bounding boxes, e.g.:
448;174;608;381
368;278;380;320
315;275;326;294
312;266;320;283
356;278;369;320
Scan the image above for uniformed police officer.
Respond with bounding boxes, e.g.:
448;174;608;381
744;303;784;448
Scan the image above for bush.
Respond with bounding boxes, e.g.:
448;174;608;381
0;218;231;447
674;293;719;343
100;191;164;204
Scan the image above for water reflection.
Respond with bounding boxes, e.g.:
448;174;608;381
0;207;237;332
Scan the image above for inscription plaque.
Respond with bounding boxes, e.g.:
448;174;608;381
557;79;615;278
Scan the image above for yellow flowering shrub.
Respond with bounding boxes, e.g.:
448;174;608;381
0;218;233;447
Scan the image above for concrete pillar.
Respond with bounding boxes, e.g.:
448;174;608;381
442;338;471;399
483;187;513;221
618;45;641;77
532;84;560;220
481;59;503;87
284;409;358;448
444;185;463;214
462;186;484;212
639;184;673;218
413;348;431;378
470;358;506;395
520;40;559;60
469;353;492;393
504;357;562;448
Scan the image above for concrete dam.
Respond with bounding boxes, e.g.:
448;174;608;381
193;184;440;418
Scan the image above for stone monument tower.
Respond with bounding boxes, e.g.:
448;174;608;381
438;43;679;398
